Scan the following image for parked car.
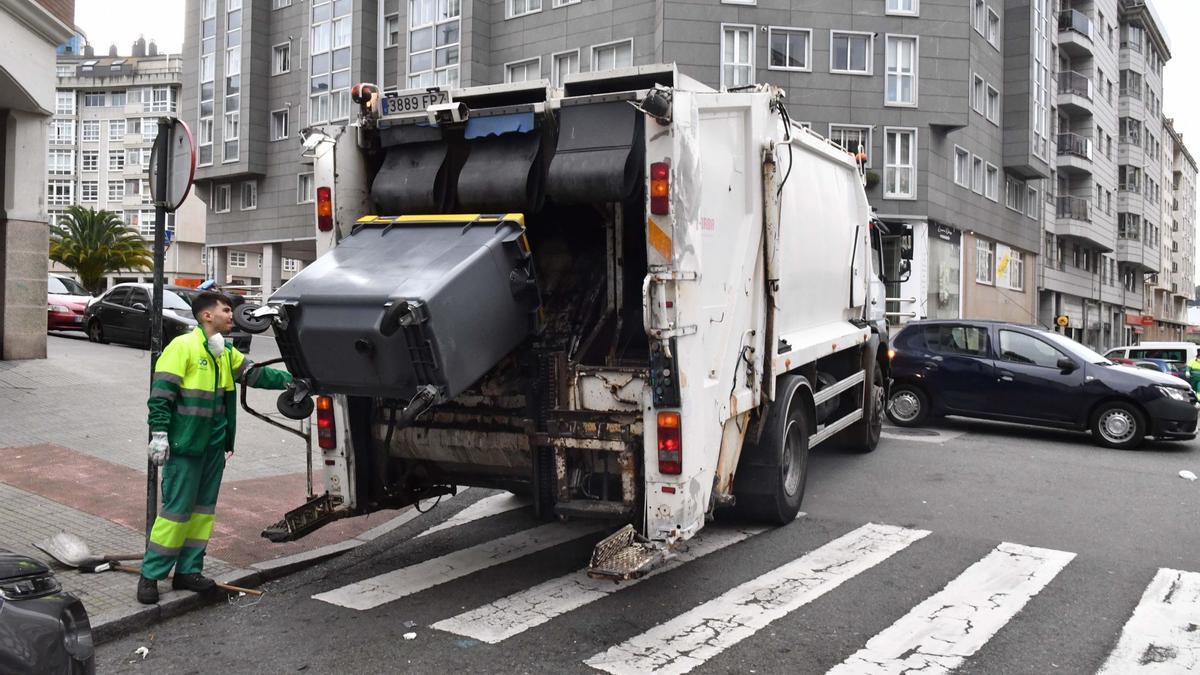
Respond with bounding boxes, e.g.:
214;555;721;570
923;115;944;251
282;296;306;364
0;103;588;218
47;275;92;332
0;549;95;673
886;320;1198;449
1130;358;1188;380
82;283;197;347
1105;342;1199;365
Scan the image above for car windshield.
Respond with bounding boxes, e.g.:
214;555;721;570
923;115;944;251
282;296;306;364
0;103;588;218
48;276;88;296
162;290;193;311
1038;330;1112;365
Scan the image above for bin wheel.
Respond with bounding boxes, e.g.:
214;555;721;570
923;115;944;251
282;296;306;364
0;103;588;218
234;304;273;334
278;391;315;420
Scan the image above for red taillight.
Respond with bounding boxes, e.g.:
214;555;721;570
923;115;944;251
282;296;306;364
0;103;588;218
316;187;333;232
316;395;336;449
657;411;681;475
650;162;669;215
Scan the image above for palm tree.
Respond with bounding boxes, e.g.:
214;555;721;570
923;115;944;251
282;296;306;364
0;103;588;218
49;206;153;295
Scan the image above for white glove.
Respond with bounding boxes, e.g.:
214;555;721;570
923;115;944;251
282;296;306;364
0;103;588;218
149;431;169;466
208;332;225;354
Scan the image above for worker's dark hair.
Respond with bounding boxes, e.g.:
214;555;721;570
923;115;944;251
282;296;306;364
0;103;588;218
192;291;232;320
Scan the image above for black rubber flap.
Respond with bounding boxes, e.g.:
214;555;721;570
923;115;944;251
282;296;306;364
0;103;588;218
371;141;450;213
547;101;644;204
456;132;544;213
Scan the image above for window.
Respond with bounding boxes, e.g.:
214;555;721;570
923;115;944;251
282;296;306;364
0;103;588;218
552;50;579;88
972;74;985;113
384;15;400;48
240;181;257;210
721;25;754;89
125;148;142;169
110;91;127;107
298;172;315;203
47;149;74;175
274;0;292;7
406;0;461;90
985;85;999;124
986;8;1000;47
79;119;98;141
592;39;633;72
886;0;918;16
505;57;540;83
273;43;291;74
923;325;989;357
284;258;301;273
108;119;126;141
972;155;984;194
829;125;872;167
214;184;231;213
1006;249;1025;291
108;151;125;171
981;163;999;202
1005;176;1027;212
80;180;98;203
108;180;124;202
310;0;353;123
143;120;158;143
831;31;872;74
271;109;289;140
50;119;75;144
998;331;1065;368
953;147;970;187
84;92;105;107
55;92;75;115
81;150;98;172
883;128;916;199
885;35;917;105
229;250;247;268
1025;187;1037;219
507;0;541;19
56;64;73;77
768;27;811;71
224;112;240;161
47;180;73;205
973;0;986;33
145;87;175;113
976;239;995;284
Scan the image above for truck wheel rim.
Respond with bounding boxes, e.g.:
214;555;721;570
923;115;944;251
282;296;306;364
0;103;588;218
782;419;804;496
1099;409;1135;443
889;391;920;422
871;382;885;435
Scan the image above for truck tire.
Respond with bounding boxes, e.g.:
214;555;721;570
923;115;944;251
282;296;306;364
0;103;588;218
734;375;810;525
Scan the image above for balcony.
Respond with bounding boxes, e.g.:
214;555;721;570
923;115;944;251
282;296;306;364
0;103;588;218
1056;133;1093;175
1056;196;1114;252
1057;71;1094;116
1116;236;1160;273
1058;9;1094;57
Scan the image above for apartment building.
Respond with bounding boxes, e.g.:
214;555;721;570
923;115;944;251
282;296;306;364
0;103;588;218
48;42;209;289
1148;118;1198;340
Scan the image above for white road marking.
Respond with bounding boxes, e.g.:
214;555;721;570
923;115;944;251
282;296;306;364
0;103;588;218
313;521;601;611
433;526;766;643
1098;568;1200;674
828;542;1075;675
583;523;930;675
416;493;530;538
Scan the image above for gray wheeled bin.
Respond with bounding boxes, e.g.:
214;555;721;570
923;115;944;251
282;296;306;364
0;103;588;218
268;215;540;400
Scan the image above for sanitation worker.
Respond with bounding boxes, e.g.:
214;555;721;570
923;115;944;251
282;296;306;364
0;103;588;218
138;291;293;604
1188;355;1200;394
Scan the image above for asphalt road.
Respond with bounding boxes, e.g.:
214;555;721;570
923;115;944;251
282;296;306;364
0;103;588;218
94;416;1200;674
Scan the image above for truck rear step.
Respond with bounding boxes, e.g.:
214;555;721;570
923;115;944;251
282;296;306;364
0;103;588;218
587;524;666;581
261;493;353;543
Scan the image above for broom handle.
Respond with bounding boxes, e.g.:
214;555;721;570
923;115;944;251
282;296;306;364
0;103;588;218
102;554;146;562
111;564;265;596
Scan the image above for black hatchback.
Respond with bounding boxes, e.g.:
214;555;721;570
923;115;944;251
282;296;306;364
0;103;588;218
886;320;1199;449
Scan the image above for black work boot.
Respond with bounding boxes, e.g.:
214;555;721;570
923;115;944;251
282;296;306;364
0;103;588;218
136;576;159;604
172;573;217;593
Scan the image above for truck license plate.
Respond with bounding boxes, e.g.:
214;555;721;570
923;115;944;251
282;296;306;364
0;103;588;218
382;89;449;118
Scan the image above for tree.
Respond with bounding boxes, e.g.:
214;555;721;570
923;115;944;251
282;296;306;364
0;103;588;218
49;206;152;294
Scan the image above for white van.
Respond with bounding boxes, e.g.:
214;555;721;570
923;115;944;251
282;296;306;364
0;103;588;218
1104;342;1199;364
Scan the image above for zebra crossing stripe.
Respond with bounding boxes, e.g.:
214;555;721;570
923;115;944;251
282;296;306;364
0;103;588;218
416;493;530;539
584;523;929;675
1097;568;1200;673
828;542;1074;674
432;526;767;643
312;521;601;611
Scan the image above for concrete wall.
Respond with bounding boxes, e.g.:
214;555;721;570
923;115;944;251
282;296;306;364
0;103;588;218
961;231;1037;323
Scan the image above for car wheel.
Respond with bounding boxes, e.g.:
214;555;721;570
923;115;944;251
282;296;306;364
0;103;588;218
734;374;810;525
886;384;929;427
87;320;108;344
1091;401;1145;450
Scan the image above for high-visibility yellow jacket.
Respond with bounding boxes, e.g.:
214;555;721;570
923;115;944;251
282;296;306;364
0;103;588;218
147;327;292;455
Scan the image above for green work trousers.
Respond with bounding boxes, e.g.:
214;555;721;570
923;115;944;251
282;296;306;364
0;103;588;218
141;448;226;579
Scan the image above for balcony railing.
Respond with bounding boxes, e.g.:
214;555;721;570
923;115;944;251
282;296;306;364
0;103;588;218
1057;195;1090;221
1057;132;1093;160
1059;9;1093;39
1057;70;1093;99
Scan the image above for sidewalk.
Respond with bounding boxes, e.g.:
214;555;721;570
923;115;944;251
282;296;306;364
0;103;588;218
0;334;406;642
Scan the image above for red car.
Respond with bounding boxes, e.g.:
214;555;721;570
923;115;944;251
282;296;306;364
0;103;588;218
47;274;92;332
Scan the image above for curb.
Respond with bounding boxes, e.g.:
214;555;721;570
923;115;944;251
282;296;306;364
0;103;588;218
89;505;427;645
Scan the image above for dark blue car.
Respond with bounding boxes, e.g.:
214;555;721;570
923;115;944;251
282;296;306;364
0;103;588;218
886;320;1198;449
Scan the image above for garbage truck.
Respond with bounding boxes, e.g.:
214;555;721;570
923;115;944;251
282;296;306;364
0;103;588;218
238;65;893;579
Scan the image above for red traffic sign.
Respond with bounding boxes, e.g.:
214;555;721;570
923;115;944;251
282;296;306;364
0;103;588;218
149;118;196;212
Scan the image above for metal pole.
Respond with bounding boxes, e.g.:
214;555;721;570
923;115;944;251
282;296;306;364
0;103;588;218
146;118;172;539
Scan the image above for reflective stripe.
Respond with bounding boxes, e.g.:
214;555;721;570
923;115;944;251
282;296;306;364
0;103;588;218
186;513;215;542
146;541;180;557
150;385;177;402
181;538;209;550
176;405;215;418
246;368;263;386
193;504;216;515
235;359;252;381
159;510;190;524
179;387;216;400
156;372;183;385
